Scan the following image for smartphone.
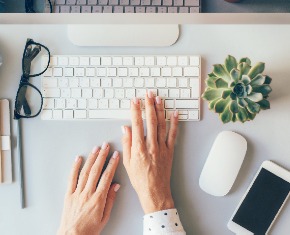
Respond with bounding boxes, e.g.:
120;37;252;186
227;161;290;235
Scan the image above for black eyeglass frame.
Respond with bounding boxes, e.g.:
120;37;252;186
14;39;51;120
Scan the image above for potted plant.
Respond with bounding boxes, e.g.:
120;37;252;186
202;55;272;124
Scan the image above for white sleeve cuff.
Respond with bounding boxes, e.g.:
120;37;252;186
143;208;186;235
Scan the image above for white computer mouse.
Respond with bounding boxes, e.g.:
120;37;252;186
199;131;247;196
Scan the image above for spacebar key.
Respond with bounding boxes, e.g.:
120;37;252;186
89;110;130;119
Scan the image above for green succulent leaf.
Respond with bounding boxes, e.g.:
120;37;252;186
237;108;249;123
245;98;261;114
215;78;228;88
233;83;247;97
247;92;263;102
213;64;231;82
202;88;224;101
215;97;231;113
209;98;221;110
222;89;232;99
237;97;248;107
257;99;270;110
248;62;265;79
229;80;236;88
230;69;240;83
232;114;237;122
239;57;251;66
264;75;272;84
238;62;251;78
230;100;239;113
252;85;272;96
220;105;233;124
206;76;218;88
230;92;237;100
241;75;251;85
247;110;256;120
225;55;238;73
246;84;253;94
250;74;266;86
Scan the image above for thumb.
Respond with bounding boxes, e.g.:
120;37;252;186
101;184;121;225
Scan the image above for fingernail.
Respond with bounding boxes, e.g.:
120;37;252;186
112;151;119;159
147;90;153;98
114;184;121;192
121;125;127;134
75;156;80;162
155;96;161;105
92;146;100;154
101;142;108;150
133;97;139;105
174;110;179;118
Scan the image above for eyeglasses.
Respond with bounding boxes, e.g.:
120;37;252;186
13;38;50;209
25;0;53;13
14;38;50;120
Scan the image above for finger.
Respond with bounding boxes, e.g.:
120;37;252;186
84;142;110;193
66;156;83;195
121;126;132;166
95;151;120;204
145;91;158;145
155;96;167;144
131;98;145;151
101;184;121;224
166;110;179;149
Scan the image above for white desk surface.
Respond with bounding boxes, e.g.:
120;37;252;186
0;24;290;235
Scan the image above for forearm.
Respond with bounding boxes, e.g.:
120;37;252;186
143;208;186;235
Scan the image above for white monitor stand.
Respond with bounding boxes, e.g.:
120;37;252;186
67;24;179;47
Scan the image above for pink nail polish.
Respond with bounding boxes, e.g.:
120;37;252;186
75;156;80;162
133;97;139;105
174;110;179;118
101;142;108;150
155;96;161;104
112;151;119;159
121;126;126;134
114;184;121;192
147;90;153;98
92;146;100;154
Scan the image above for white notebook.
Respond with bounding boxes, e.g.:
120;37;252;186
0;99;12;184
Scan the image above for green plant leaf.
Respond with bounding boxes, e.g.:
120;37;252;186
246;84;253;94
202;88;224;101
264;75;272;84
247;110;256;120
237;108;248;123
220;105;233;124
257;99;270;110
237;97;248;107
222;89;232;99
230;100;239;113
215;78;228;88
232;114;237;122
248;62;265;79
230;92;237;100
209;98;221;110
225;55;237;73
239;57;251;66
245;98;261;114
241;75;251;85
215;97;231;113
213;64;231;82
247;92;263;102
250;74;266;86
206;76;217;88
252;85;272;96
238;62;251;78
230;69;240;83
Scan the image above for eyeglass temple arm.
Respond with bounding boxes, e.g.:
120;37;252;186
16;86;32;117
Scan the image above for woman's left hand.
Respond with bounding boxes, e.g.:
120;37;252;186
58;143;120;235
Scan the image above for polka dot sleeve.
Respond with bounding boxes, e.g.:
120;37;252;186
143;208;186;235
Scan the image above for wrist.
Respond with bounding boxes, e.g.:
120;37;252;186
57;227;78;235
140;191;175;214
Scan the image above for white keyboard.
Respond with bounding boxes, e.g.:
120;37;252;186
41;55;201;121
46;0;201;13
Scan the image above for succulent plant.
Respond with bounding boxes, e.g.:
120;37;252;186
202;55;272;123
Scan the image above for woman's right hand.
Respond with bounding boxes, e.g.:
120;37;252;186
122;92;179;214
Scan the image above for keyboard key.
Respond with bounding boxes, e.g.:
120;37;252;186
190;56;200;66
131;0;141;5
175;99;199;109
120;0;129;5
123;57;133;65
158;7;167;13
42;110;53;120
71;88;82;98
99;99;109;109
185;0;200;6
161;67;171;76
93;88;103;98
85;68;95;77
75;110;87;119
53;110;63;119
80;78;90;87
64;110;74;119
61;88;71;98
71;6;81;12
136;6;145;12
134;78;144;87
105;89;114;98
88;99;98;109
164;100;174;109
92;6;103;12
82;6;92;12
179;7;189;13
168;7;177;12
60;6;71;12
90;57;101;65
109;99;120;109
109;0;119;5
115;89;125;98
188;110;199;120
98;0;108;4
103;6;113;12
75;68;85;76
113;78;123;87
78;99;87;109
167;56;177;66
43;88;61;98
174;0;183;6
43;98;55;109
120;99;131;109
126;89;135;98
89;110;130;119
152;0;161;5
169;89;179;98
184;67;199;76
64;68;74;77
80;57;90;66
42;78;57;88
167;78;177;87
146;6;156;12
125;6;135;12
190;78;200;98
55;98;66;109
112;57;123;65
77;0;87;4
123;78;134;87
82;88;93;98
101;78;112;87
53;68;63;77
88;0;98;4
66;98;77;109
180;89;190;98
163;0;172;5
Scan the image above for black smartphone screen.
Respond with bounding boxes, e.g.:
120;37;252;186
233;168;290;235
